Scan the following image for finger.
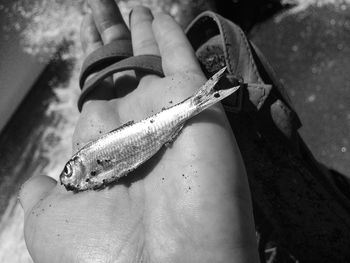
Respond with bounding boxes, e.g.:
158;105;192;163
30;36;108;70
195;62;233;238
152;12;203;76
130;6;160;80
74;0;131;151
85;0;136;101
80;14;102;54
130;6;160;56
80;13;115;104
18;175;57;215
88;0;130;43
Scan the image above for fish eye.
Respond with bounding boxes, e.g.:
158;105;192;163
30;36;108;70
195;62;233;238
63;163;72;177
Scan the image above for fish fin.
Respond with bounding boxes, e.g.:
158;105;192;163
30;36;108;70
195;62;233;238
190;67;240;115
165;123;185;147
110;120;135;132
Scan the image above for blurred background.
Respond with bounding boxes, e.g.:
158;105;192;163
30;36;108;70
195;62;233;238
0;0;349;262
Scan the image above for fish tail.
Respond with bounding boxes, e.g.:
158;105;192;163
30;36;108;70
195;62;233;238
189;67;240;115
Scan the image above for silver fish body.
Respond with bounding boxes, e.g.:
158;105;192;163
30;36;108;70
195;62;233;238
60;67;240;191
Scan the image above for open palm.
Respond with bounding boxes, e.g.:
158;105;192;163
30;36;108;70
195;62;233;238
20;1;258;262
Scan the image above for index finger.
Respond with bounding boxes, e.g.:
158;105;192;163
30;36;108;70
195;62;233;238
152;12;204;77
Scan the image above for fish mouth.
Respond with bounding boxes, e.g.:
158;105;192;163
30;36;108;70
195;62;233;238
61;181;81;192
64;182;101;192
62;182;78;191
60;173;94;191
60;174;79;191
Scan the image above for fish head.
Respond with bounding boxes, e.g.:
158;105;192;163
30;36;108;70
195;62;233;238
60;156;86;191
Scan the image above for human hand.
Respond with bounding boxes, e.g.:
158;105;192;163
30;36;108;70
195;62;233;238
19;0;258;262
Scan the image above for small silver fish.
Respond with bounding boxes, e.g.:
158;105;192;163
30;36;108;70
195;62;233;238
60;67;240;191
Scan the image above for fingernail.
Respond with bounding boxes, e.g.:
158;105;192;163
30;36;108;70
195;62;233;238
128;8;133;27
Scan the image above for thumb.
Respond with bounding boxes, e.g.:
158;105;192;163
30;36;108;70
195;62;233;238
18;175;57;214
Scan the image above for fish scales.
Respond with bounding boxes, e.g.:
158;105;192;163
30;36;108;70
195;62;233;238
60;67;240;191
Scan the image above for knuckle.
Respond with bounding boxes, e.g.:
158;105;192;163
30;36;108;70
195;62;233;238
99;19;116;32
162;37;186;52
102;24;130;43
134;38;157;50
131;16;152;28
